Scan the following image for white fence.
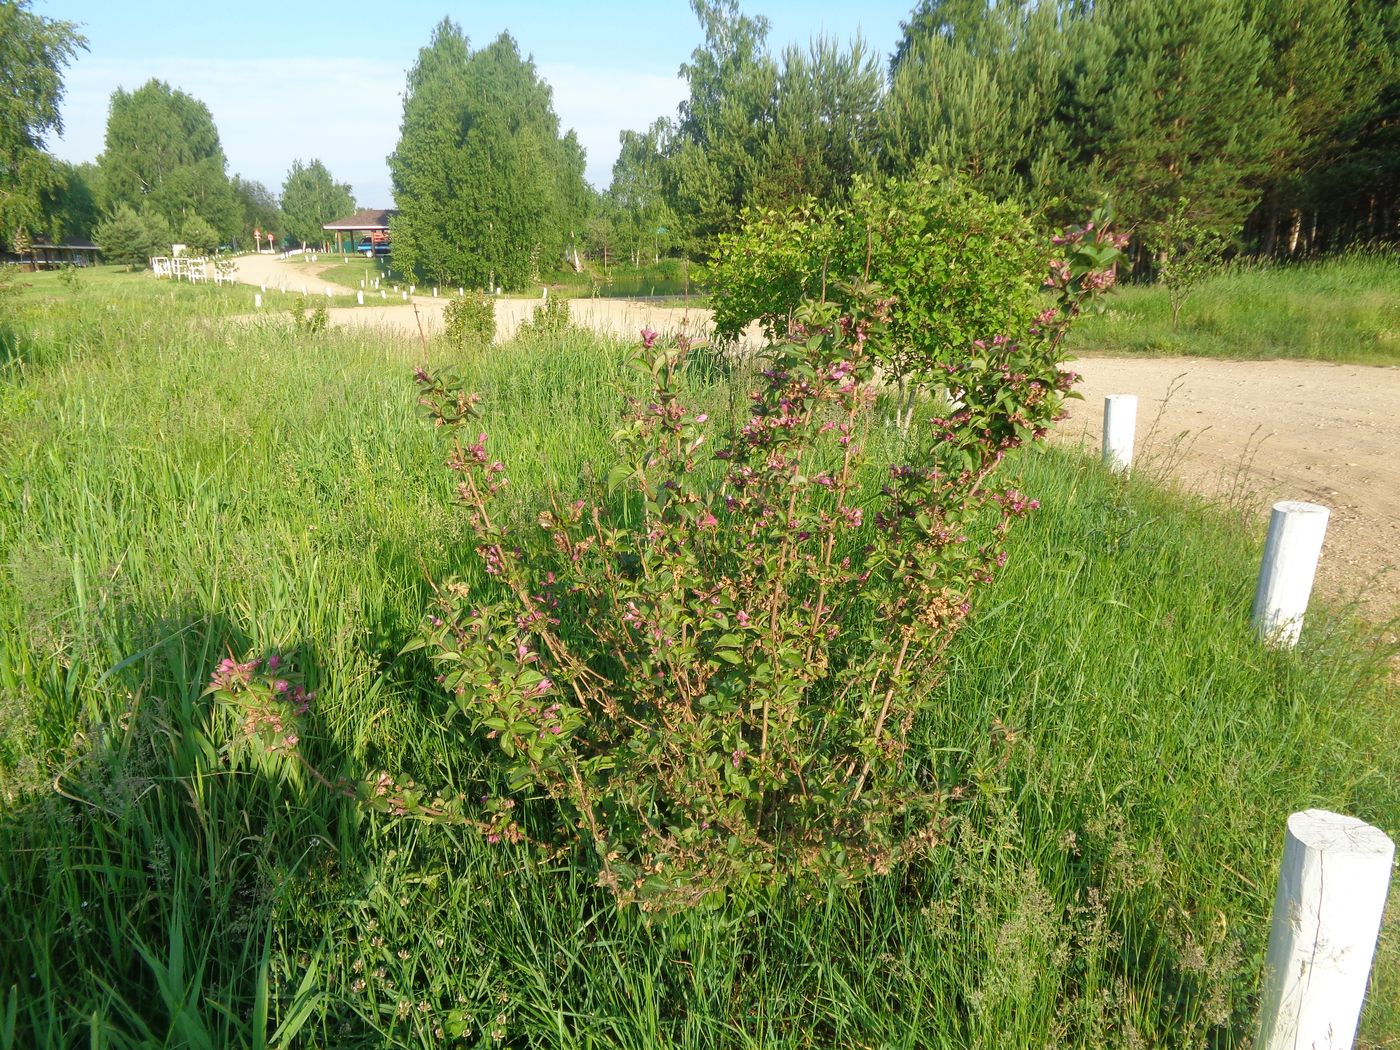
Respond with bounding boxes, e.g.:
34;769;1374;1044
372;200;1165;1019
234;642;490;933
149;256;233;285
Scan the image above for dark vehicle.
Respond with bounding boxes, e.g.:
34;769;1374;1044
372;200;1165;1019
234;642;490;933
356;238;390;257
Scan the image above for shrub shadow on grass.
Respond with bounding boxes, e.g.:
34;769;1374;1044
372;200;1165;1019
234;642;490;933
0;605;365;1046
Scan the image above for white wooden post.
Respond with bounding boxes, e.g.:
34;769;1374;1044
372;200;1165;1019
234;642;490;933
1252;501;1330;648
380;290;385;300
1102;394;1137;474
402;291;408;301
260;283;266;293
409;284;415;295
432;287;437;298
325;287;332;298
1258;809;1394;1050
254;293;262;309
357;291;364;305
459;286;464;297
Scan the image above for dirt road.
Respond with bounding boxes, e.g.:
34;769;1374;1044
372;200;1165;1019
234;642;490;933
229;254;1399;620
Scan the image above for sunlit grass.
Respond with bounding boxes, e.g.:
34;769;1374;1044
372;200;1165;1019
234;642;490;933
0;284;1395;1047
1071;251;1400;364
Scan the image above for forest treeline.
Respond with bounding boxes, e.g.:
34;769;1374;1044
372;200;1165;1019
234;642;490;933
4;0;1396;278
593;0;1398;270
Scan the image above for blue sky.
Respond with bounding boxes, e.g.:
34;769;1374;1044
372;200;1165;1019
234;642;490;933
35;0;914;206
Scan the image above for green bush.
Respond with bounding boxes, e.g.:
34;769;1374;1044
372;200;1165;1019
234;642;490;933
515;294;571;339
707;165;1049;394
442;289;496;347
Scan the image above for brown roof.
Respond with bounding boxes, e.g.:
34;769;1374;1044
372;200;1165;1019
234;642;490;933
322;208;397;231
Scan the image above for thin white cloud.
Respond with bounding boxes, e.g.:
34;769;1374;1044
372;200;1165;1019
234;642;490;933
52;55;688;204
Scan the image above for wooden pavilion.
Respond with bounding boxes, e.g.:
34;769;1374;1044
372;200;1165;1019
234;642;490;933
321;208;397;254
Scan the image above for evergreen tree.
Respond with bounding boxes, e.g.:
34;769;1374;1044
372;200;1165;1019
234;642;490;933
1079;0;1288;237
1243;0;1398;253
882;1;1087;219
280;159;354;247
93;203;172;268
668;0;779;250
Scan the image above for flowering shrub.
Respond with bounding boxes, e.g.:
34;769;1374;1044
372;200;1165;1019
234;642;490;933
411;219;1124;910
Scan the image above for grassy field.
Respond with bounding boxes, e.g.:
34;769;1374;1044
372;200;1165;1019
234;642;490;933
0;277;1397;1047
1071;251;1400;364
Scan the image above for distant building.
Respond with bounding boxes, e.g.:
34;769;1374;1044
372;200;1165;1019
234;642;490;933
2;238;100;270
322;209;397;255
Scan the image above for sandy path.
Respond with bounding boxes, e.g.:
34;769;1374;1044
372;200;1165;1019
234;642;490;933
1061;357;1400;621
225;257;1398;620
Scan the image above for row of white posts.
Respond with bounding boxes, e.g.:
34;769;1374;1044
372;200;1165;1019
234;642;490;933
1098;393;1393;1050
252;282;508;311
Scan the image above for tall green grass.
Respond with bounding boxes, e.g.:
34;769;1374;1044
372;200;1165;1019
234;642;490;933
0;286;1395;1047
1071;251;1400;364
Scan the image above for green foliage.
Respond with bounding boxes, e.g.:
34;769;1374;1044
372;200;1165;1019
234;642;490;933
513;294;571;340
413;238;1121;908
178;214;219;256
1072;249;1400;363
96;79;240;241
708;166;1051;390
441;289;496;347
232;174;280;245
0;0;85;249
389;19;588;288
279;159;354;248
0;281;1397;1042
288;295;328;335
93;204;172;269
1149;201;1230;328
882;1;1086;221
663;1;880;251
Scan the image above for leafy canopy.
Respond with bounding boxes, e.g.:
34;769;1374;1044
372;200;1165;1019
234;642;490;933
280;159;354;247
0;0;85;249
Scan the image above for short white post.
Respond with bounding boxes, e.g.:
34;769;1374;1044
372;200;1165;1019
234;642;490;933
300;285;306;296
409;284;415;295
432;286;437;298
254;293;262;309
325;287;332;298
402;291;408;301
1258;809;1394;1050
1252;501;1330;648
1102;394;1137;474
260;283;266;293
459;286;464;297
496;286;502;296
542;287;548;300
360;279;365;289
380;290;385;300
357;291;364;305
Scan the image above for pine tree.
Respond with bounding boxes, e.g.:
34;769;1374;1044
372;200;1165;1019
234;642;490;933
1080;0;1288;237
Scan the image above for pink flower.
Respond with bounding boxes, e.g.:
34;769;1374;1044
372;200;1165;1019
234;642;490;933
640;327;658;349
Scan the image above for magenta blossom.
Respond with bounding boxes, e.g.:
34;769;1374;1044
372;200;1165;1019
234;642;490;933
640;327;658;349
